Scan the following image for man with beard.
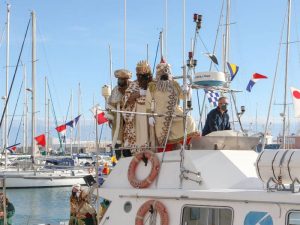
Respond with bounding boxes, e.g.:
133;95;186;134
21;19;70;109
107;69;132;159
145;61;198;151
122;60;152;154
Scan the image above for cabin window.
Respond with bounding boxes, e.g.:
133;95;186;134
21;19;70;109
181;206;233;225
288;211;300;225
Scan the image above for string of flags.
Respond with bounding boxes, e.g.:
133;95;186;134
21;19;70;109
34;115;81;148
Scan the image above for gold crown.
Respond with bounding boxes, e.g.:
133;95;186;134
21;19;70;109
136;60;151;75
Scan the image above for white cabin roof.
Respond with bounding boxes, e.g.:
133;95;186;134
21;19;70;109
103;149;263;190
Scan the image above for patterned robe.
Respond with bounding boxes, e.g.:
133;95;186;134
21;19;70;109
107;85;128;147
69;196;97;225
122;80;148;153
146;80;198;146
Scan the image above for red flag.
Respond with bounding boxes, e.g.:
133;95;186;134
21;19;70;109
55;124;67;133
97;112;108;125
35;134;46;147
11;146;16;151
253;73;268;79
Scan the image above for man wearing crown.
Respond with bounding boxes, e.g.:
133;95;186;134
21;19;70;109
145;60;198;151
107;69;132;159
122;61;153;154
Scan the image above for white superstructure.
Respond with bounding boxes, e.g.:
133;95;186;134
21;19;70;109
95;148;300;225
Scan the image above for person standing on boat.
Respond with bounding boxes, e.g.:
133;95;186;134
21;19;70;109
202;96;231;136
69;185;97;225
107;69;132;159
122;60;152;154
0;193;15;225
145;61;198;151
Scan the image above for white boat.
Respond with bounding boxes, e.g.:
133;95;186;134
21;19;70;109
95;147;300;225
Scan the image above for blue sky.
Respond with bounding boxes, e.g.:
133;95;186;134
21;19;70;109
0;0;300;144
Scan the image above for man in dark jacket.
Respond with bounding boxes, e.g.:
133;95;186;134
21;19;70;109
202;96;231;136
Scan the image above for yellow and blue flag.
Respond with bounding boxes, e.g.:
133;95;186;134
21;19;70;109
227;62;239;81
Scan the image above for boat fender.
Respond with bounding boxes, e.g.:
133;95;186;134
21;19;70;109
128;150;160;188
135;200;169;225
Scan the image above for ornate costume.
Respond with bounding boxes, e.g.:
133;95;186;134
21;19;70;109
122;61;152;153
145;62;198;149
107;69;132;148
69;185;97;225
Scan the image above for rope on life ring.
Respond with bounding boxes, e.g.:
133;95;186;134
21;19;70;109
127;150;160;188
135;200;169;225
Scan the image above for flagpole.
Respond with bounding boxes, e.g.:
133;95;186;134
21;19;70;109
78;83;81;153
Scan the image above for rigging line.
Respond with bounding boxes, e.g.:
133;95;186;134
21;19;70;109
37;23;63;117
198;0;225;131
198;33;219;71
47;80;62;149
8;79;24;136
0;18;31;129
262;1;288;151
65;94;72;123
14;113;23;144
152;32;161;75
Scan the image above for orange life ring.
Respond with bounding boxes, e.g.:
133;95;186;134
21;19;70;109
127;150;160;188
135;200;169;225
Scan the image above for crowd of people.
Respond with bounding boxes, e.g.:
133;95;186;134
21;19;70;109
106;59;199;159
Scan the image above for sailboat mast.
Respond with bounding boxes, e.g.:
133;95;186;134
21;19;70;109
4;4;10;169
45;76;48;152
70;90;73;156
124;0;127;68
31;11;37;159
282;0;292;148
223;0;231;74
23;64;27;154
78;83;81;153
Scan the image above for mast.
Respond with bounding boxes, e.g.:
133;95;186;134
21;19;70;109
23;64;28;154
31;11;37;159
124;0;126;68
223;0;231;74
77;83;81;153
109;45;113;88
47;98;50;155
4;3;10;169
45;76;48;152
70;90;73;156
282;0;291;148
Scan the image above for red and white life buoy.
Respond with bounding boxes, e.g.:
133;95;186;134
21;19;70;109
135;200;169;225
128;150;160;188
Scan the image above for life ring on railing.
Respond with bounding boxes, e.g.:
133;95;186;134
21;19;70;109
135;200;169;225
127;150;160;188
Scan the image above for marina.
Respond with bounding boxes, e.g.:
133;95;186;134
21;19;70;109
1;0;300;225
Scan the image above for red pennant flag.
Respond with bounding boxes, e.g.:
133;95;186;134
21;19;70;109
97;112;108;125
35;134;46;147
253;73;268;79
55;124;67;133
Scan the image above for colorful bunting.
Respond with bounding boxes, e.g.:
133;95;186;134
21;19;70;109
66;115;81;128
35;134;46;147
291;87;300;117
227;62;239;81
90;105;109;125
246;73;268;92
6;143;20;153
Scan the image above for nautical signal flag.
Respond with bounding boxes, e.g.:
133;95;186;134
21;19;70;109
291;87;300;117
66;115;81;128
6;143;20;153
55;124;67;133
34;134;46;147
226;62;239;81
203;53;218;65
90;105;109;125
246;73;268;92
205;90;220;107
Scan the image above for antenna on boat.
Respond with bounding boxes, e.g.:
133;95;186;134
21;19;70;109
282;0;292;148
